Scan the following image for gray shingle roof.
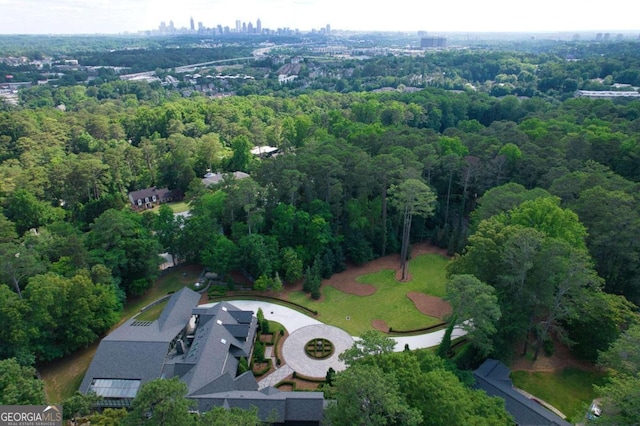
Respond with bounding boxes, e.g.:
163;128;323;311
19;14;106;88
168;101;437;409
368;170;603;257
128;187;171;204
201;171;250;187
191;389;324;423
473;359;572;426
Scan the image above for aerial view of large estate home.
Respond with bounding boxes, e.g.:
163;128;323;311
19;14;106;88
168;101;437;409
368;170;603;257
1;6;640;425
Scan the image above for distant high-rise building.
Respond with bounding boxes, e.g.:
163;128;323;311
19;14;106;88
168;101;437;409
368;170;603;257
217;24;223;35
169;20;175;32
159;21;167;32
248;22;254;33
198;22;203;32
242;22;247;33
257;18;262;34
236;20;241;32
421;36;446;48
326;24;331;35
190;17;195;31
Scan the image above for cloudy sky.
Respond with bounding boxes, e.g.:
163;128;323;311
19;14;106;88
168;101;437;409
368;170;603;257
0;0;638;34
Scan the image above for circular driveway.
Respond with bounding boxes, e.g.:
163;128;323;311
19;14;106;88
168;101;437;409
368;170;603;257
282;324;354;377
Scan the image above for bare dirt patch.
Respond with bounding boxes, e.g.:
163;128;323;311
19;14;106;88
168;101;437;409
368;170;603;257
406;292;452;320
372;319;390;332
325;243;449;295
510;334;600;373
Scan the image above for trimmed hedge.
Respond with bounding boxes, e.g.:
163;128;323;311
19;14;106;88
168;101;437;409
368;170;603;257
387;321;447;335
291;371;326;383
208;295;318;316
252;359;272;377
275;380;297;390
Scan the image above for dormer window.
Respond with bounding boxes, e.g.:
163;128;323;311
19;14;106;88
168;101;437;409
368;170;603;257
152;195;157;202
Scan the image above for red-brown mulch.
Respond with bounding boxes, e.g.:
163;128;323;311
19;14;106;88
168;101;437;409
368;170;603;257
372;319;390;332
325;243;449;296
406;292;452;320
277;373;323;391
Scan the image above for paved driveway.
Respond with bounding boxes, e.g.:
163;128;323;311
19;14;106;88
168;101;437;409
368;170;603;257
205;300;466;351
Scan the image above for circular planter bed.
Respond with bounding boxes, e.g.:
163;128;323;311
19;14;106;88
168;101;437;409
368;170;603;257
304;338;334;360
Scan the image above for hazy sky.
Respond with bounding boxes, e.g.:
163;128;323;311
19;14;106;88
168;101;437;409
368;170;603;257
0;0;639;34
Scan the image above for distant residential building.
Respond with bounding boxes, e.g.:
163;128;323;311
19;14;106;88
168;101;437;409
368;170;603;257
278;74;297;84
128;187;172;209
202;171;250;187
576;90;640;99
421;37;447;48
250;145;279;157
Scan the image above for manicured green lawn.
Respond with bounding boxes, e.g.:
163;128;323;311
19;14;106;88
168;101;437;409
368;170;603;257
402;254;449;297
511;368;608;422
135;300;169;321
289;254;448;335
167;201;190;214
144;201;191;215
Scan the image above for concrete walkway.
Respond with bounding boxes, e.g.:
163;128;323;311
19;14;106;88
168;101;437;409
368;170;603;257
257;364;294;390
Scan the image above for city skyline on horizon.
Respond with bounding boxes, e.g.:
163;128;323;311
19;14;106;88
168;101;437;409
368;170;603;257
0;0;639;35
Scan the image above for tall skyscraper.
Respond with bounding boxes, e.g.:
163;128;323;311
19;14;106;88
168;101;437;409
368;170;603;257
256;18;262;34
190;17;195;31
242;22;247;33
235;20;241;33
248;22;254;33
326;24;331;35
169;20;175;32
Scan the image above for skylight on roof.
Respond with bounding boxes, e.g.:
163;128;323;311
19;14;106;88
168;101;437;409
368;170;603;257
222;306;228;311
221;338;227;344
90;379;140;398
216;319;222;325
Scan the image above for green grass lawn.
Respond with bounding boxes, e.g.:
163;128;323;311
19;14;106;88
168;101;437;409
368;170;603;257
40;264;202;403
135;300;169;322
511;368;608;422
143;201;191;215
289;253;448;335
402;254;449;297
167;201;190;214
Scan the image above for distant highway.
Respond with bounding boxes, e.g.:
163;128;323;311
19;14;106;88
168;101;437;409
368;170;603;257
119;56;256;80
